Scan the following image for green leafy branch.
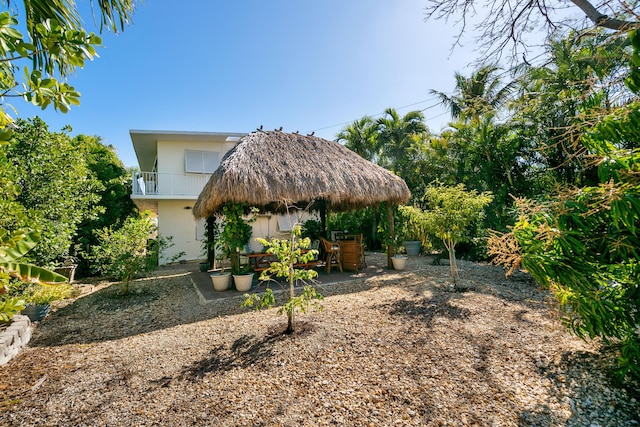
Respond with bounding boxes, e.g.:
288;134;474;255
242;224;322;333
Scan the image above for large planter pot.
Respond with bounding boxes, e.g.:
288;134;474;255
22;303;51;322
233;273;255;292
403;240;421;256
391;255;408;271
54;264;77;283
210;272;231;291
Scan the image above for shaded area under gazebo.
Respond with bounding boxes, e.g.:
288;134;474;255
192;130;411;267
188;252;432;303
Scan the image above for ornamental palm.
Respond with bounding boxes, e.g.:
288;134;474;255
336;116;379;162
376;108;428;174
431;65;515;123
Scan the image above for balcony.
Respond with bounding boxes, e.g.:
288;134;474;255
131;171;211;198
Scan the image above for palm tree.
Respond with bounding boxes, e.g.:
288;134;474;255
375;108;428;174
336;116;379;162
431;65;515;123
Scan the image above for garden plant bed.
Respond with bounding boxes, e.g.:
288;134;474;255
0;259;638;426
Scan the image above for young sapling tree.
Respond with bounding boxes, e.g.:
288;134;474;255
243;224;322;334
422;183;493;286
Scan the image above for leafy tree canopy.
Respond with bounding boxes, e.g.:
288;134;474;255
0;0;135;135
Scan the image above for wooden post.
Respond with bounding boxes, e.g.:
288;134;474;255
319;202;327;239
387;203;394;269
206;216;216;269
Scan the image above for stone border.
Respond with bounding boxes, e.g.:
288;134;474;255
0;314;31;365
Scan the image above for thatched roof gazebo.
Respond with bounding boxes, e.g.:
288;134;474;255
192;130;410;266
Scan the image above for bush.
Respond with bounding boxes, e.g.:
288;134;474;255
7;280;75;305
89;213;157;293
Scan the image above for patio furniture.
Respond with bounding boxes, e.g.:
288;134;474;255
339;234;366;271
246;252;278;272
247;251;319;273
320;237;342;274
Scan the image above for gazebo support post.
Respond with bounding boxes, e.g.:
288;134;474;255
206;215;216;269
387;203;395;269
319;203;327;239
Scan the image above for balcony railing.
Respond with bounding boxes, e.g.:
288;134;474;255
132;171;211;197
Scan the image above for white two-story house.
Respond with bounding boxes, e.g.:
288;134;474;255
129;130;247;264
130;129;318;265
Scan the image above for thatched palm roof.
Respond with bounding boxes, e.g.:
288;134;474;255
192;130;410;218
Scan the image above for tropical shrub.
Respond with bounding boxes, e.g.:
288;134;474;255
397;205;433;251
7;280;75;305
421;183;493;285
89;213;158;294
301;219;323;241
328;208;384;250
5;119;101;265
0;228;67;322
489;30;640;382
217;203;256;275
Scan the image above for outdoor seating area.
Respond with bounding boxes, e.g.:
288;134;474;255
192;251;421;303
245;250;319;273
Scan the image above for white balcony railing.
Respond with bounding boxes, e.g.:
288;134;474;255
132;171;211;197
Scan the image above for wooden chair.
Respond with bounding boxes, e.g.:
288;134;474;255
320;237;342;274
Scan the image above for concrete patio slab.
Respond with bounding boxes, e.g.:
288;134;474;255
189;252;433;303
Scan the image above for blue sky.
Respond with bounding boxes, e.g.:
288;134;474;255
17;0;481;168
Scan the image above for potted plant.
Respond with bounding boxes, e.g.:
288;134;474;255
53;256;78;283
210;252;231;291
217;203;256;291
14;282;74;321
232;263;254;292
399;205;431;256
211;270;231;292
391;242;408;271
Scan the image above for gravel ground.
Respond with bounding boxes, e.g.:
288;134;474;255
1;259;638;426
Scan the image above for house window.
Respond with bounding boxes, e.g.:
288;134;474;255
196;218;205;241
185;150;220;173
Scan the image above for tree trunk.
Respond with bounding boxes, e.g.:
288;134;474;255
319;203;327;239
446;238;459;286
570;0;636;30
450;244;458;286
206;216;216;268
287;269;295;334
387;203;395;269
230;251;239;275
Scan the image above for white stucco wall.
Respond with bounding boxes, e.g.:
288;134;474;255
153;138;237;264
155;208;319;265
247;212;318;252
157;200;204;264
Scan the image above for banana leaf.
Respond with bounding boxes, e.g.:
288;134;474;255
0;230;40;262
0;262;68;284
